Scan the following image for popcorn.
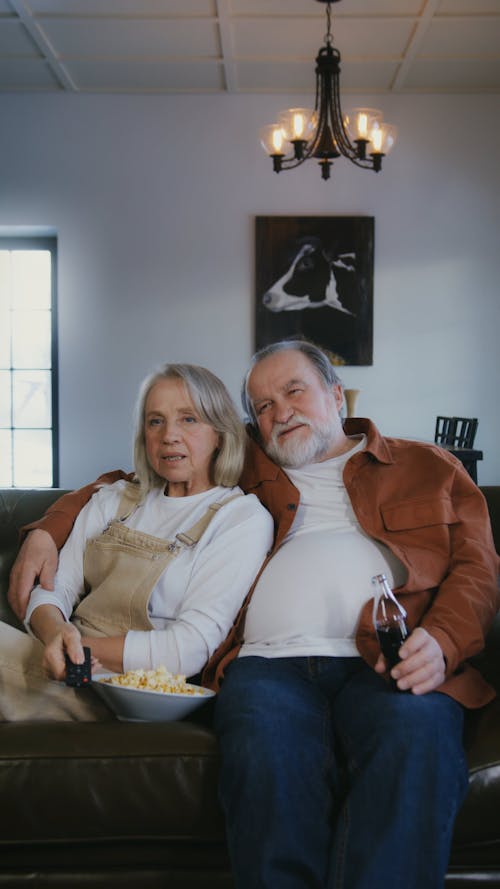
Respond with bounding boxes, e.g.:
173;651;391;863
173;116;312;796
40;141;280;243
99;665;205;696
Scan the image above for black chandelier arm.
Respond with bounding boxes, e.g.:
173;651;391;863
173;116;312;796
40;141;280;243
272;151;378;174
317;45;360;162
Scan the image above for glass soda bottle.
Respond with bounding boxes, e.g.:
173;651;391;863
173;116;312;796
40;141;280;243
371;573;409;669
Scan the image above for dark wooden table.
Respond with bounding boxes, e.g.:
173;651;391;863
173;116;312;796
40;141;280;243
440;445;483;483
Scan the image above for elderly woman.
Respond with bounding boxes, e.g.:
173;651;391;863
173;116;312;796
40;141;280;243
0;363;273;720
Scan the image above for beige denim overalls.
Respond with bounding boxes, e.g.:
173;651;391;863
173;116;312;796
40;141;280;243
0;482;240;722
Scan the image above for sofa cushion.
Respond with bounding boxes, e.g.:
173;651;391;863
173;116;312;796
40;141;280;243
0;720;225;844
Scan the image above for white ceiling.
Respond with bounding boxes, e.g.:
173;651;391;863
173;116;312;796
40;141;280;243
1;0;500;95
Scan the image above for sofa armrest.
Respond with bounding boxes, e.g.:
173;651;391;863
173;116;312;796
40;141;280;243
0;488;71;629
480;486;500;556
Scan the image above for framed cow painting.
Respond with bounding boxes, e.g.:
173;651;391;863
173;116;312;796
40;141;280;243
254;216;374;365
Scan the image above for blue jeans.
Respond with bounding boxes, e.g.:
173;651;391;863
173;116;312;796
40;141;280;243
214;656;468;889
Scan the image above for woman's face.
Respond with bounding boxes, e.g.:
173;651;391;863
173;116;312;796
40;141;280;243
144;378;220;497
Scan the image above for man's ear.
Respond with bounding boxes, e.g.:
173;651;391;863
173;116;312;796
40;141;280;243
332;383;344;412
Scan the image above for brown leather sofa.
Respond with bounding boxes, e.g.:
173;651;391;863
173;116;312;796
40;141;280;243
1;486;500;888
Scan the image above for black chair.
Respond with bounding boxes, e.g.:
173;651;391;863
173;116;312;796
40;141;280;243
452;417;478;449
435;416;478;449
435;416;481;482
435;416;457;445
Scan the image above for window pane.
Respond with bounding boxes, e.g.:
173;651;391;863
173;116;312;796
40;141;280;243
0;303;10;368
1;238;58;488
13;429;52;487
11;251;51;310
0;370;11;427
13;370;51;428
12;309;52;368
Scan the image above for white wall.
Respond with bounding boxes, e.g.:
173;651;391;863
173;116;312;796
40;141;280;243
1;91;499;485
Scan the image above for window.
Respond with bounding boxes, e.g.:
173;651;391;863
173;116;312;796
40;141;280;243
0;237;58;487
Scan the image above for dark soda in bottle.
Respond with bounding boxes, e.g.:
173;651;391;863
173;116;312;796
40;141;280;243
371;573;408;671
376;623;408;667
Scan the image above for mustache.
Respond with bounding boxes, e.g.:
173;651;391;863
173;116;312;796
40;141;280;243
270;414;312;445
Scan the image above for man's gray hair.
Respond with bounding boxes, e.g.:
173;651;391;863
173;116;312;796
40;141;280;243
242;339;344;426
134;363;246;495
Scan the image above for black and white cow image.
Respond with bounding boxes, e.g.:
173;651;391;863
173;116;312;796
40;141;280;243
262;238;356;315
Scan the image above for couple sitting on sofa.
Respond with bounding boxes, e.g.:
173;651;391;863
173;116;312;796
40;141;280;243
5;339;500;889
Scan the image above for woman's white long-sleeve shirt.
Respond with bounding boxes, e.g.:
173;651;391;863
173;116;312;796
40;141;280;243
26;481;274;678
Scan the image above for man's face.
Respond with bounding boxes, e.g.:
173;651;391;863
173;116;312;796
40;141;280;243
247;350;345;468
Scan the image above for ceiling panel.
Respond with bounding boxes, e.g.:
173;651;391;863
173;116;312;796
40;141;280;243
68;58;224;92
232;0;423;14
0;0;498;94
437;0;500;13
317;19;415;58
236;60;313;93
403;57;500;91
420;19;500;57
0;58;61;88
232;20;331;59
233;18;413;60
338;59;401;91
0;21;41;55
41;19;220;59
28;0;217;14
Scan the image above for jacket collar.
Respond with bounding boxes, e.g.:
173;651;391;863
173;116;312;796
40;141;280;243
343;418;394;465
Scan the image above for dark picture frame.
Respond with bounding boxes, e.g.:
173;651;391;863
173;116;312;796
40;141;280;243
254;216;374;365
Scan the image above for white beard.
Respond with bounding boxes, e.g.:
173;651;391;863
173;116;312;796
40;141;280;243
263;413;339;468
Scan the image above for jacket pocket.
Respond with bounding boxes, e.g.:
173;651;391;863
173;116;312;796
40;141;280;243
382;497;457;532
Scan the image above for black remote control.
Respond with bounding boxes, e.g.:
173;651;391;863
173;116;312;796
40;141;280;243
65;646;92;687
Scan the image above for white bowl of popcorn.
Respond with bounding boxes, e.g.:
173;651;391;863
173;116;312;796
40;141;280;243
92;666;216;722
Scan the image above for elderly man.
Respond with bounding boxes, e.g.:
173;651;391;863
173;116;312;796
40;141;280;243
8;340;500;889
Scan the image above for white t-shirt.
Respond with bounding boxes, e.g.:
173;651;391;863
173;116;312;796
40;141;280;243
26;481;273;677
240;437;407;659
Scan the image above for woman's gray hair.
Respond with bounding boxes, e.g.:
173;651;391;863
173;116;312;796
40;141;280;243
134;363;246;495
241;339;344;426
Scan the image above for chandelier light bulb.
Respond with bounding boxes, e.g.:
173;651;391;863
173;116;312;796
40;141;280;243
345;108;383;143
292;112;306;139
358;112;368;139
260;124;285;156
371;126;383;153
370;121;398;156
278;108;316;142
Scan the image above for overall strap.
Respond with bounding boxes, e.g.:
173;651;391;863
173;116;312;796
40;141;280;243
115;481;144;521
176;492;243;546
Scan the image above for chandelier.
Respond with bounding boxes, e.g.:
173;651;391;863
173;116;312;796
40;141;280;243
259;0;397;181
